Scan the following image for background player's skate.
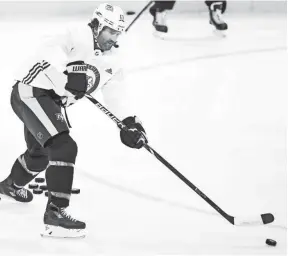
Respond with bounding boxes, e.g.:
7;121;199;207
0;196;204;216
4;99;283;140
149;1;175;36
206;1;228;36
152;9;168;33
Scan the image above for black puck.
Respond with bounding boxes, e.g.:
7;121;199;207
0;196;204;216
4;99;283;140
44;191;49;197
28;183;38;189
33;188;43;195
40;185;47;191
35;177;45;183
266;239;277;246
261;213;274;224
126;11;135;15
71;188;80;194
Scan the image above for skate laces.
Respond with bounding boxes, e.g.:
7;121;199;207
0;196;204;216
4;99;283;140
214;9;224;24
211;6;224;25
15;188;28;198
156;11;167;26
60;208;77;222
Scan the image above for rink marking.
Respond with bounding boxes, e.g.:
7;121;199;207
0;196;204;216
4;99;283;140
78;168;287;230
78;168;217;217
127;46;285;74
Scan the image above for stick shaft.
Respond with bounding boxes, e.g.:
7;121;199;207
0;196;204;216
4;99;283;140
86;94;234;225
143;144;234;224
125;1;154;32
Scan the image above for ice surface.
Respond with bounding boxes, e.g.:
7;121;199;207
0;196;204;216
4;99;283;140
0;13;286;255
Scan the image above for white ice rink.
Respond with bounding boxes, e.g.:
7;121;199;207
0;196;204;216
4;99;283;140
0;12;286;255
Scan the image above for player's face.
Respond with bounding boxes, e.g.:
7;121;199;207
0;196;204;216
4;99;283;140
98;26;121;51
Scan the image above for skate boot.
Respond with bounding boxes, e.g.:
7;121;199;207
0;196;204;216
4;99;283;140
0;177;33;202
208;2;228;31
41;201;86;238
152;9;168;33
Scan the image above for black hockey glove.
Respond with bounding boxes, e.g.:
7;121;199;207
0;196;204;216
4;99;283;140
120;116;148;149
65;61;88;100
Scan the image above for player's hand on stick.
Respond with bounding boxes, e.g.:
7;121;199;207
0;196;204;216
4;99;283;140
120;116;148;149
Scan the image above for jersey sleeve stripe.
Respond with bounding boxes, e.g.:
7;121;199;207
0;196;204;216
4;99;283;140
22;63;41;83
22;62;51;85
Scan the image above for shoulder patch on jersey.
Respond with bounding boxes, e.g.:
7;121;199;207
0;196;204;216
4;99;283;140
86;64;101;95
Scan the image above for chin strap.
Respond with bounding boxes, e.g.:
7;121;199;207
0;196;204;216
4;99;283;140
88;22;104;52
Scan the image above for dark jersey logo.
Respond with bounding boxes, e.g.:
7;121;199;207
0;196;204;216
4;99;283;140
86;64;101;94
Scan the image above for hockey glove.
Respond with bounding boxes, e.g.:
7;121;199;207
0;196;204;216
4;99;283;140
65;61;88;100
120;116;148;149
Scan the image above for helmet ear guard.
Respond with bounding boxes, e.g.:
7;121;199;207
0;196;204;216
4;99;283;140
90;18;99;30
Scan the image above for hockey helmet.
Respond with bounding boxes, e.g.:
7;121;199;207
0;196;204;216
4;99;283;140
92;3;126;34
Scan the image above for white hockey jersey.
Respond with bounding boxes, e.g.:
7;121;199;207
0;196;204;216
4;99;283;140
14;22;122;107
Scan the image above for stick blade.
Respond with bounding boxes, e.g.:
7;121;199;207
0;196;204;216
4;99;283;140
234;213;274;226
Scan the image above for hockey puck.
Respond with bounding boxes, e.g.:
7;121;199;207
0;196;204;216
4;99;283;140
35;177;45;183
266;239;277;246
33;188;43;195
261;213;274;224
71;188;80;194
126;11;135;15
40;185;47;191
28;183;38;189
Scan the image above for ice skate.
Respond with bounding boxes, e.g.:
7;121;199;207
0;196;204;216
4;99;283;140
152;9;168;33
41;201;86;238
0;177;33;203
208;2;228;34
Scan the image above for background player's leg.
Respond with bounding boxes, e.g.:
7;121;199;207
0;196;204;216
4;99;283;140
149;1;176;33
205;1;228;30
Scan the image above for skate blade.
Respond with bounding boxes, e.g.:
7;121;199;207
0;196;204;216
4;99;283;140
213;29;226;38
0;193;32;204
153;31;167;40
40;225;86;239
0;193;22;203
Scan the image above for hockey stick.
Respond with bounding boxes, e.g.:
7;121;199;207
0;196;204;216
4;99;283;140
85;94;274;226
125;1;154;32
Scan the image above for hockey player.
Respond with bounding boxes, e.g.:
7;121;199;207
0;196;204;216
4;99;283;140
150;1;228;33
0;3;147;238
